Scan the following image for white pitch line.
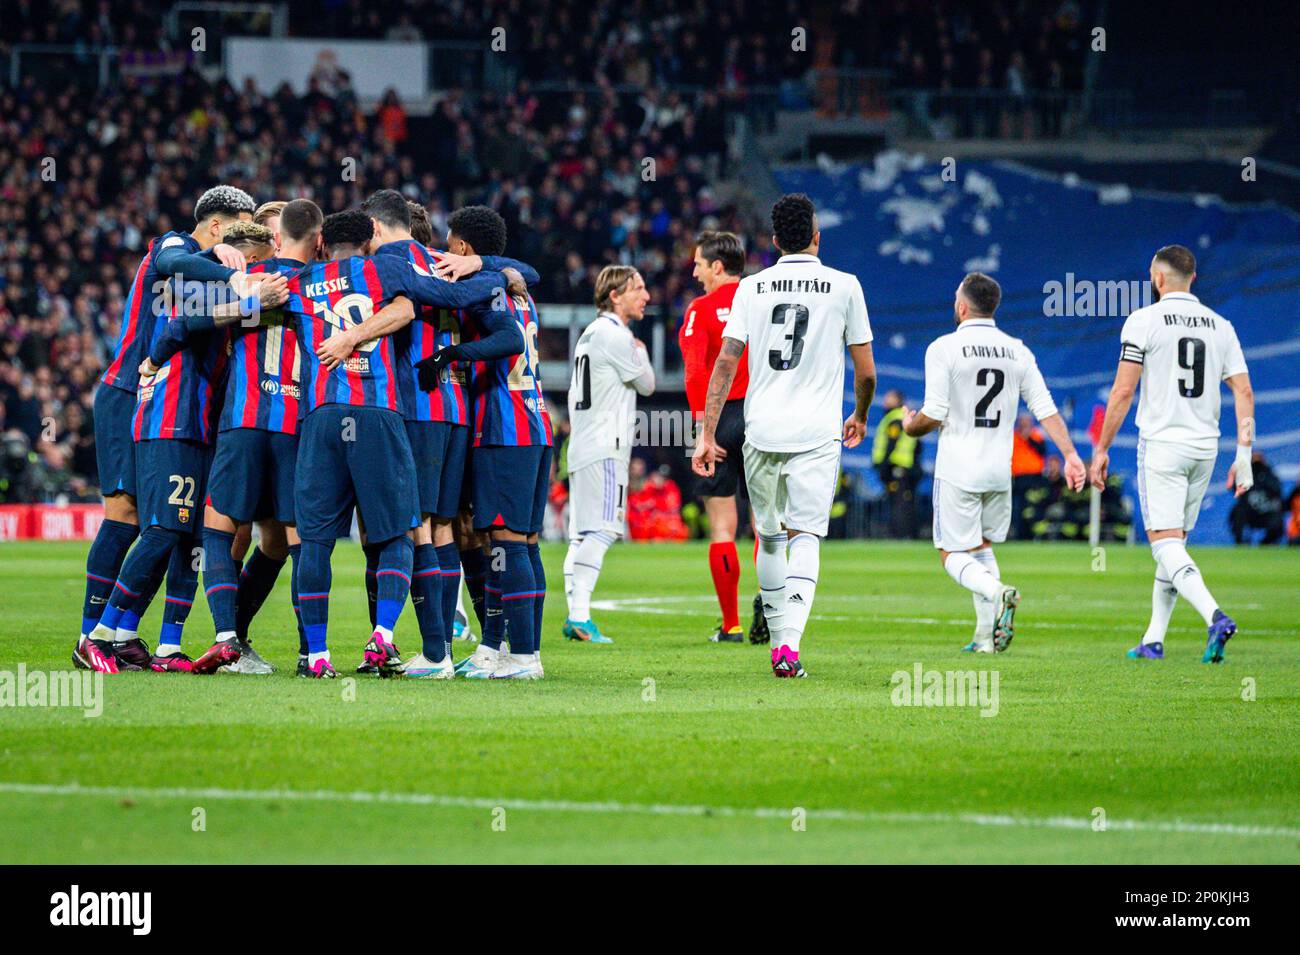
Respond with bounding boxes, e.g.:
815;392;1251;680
0;782;1295;840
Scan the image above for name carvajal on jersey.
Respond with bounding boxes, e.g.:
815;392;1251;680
961;344;1016;359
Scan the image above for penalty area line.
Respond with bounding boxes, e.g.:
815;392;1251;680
0;782;1294;840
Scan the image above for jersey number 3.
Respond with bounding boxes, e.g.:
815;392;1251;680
768;304;808;371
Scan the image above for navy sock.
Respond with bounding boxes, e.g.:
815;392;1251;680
461;546;488;631
202;527;239;638
100;526;180;636
82;518;138;635
235;547;285;643
298;539;334;654
160;533;199;646
363;543;381;628
435;542;461;658
374;535;414;633
289;543;306;656
412;542;445;661
482;546;505;652
496;541;536;656
528;542;546;654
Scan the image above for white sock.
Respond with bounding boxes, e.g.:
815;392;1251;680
156;641;182;657
970;548;998;648
216;629;236;644
563;537;580;613
1152;538;1218;625
1142;574;1178;645
783;533;819;654
568;532;614;621
755;532;789;646
113;626;138;645
90;621;116;642
944;551;1003;602
373;624;394;643
308;650;331;666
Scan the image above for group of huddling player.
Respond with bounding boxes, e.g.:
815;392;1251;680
74;184;570;681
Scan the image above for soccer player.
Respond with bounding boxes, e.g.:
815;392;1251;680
692;193;876;678
287;206;505;677
1088;245;1254;662
350;191;539;675
679;230;756;644
76;185;258;673
145;219;306;674
421;206;552;680
562;266;656;644
902;273;1086;653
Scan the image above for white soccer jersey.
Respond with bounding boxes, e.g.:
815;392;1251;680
920;319;1058;492
1120;291;1247;458
567;311;654;472
722;253;872;452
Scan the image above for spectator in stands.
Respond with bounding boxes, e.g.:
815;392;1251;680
628;461;689;542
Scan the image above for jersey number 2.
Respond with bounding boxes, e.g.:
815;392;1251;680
974;367;1005;428
768;304;808;371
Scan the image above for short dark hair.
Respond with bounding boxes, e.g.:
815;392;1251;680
771;193;816;253
447;205;507;256
321;209;374;252
695;230;745;275
1154;244;1196;278
407;201;433;246
194;185;255;223
279;199;324;242
360;188;412;230
960;272;1001;316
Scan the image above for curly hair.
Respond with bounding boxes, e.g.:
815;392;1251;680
220;221;275;250
770;193;816;254
194;185;256;223
447;205;508;256
321;209;375;252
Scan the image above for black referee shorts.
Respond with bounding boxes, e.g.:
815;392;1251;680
695;398;746;498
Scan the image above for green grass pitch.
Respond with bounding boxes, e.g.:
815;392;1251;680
0;539;1296;863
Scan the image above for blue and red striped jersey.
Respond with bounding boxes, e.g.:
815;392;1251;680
374;241;469;425
464;292;553;447
286;255;415;416
218;257;305;435
132;310;229;445
102;232;192;393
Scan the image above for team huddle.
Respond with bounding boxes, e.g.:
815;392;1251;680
72;186;1257;682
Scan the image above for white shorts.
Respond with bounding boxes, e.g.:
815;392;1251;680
931;478;1011;551
568;458;628;538
1137;438;1214;533
743;439;841;538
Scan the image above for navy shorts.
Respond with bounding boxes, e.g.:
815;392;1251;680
406;420;469;521
295;405;419;544
208;428;299;524
94;384;139;497
472;444;552;534
136;438;213;533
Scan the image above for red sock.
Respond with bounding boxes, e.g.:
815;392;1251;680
709;541;741;631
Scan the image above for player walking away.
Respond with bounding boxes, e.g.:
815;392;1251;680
1088;246;1254;662
562;266;656;644
75;185;258;673
693;193;876;678
902;273;1086;653
415;206;552;679
288;207;505;678
354;192;539;676
680;230;761;644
